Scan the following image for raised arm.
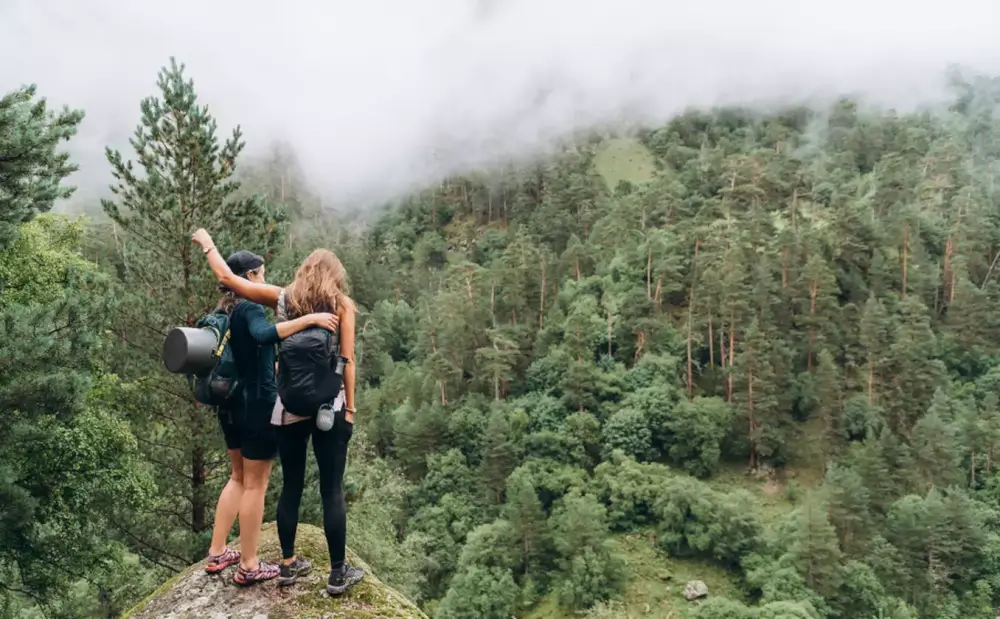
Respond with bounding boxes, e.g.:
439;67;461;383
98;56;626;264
339;303;357;423
192;229;283;310
242;303;339;345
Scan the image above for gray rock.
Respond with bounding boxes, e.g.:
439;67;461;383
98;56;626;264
683;580;709;601
120;522;426;619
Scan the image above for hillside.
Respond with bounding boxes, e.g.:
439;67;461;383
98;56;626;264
6;62;1000;619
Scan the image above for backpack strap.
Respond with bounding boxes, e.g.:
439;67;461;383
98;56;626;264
215;328;232;359
214;305;236;359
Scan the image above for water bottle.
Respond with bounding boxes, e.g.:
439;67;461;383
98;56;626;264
317;357;348;432
317;403;334;431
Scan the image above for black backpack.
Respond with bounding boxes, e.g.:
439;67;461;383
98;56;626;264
277;328;342;417
191;309;242;407
275;292;343;417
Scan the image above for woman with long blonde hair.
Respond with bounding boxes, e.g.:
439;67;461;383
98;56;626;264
192;229;363;596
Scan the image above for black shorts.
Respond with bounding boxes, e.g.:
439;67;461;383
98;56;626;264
217;402;278;462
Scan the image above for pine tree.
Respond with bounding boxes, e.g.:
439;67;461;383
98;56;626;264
503;468;550;579
859;294;893;406
886;296;945;432
481;405;518;505
823;463;873;556
911;407;962;490
0;85;84;249
101;58;285;563
786;496;843;598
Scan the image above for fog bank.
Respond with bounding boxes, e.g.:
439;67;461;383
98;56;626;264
2;0;999;206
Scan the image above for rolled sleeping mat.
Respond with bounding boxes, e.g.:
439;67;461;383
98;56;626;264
163;327;219;375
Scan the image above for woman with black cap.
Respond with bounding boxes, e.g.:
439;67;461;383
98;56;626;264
203;249;339;586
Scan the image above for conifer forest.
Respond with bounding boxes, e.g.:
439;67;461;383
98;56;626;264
7;58;1000;619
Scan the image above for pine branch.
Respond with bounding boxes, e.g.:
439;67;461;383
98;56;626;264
109;521;186;572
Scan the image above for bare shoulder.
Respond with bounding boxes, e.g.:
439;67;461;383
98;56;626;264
338;294;356;313
337;295;357;324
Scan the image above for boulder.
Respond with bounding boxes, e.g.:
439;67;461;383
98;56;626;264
683;580;709;601
121;522;426;619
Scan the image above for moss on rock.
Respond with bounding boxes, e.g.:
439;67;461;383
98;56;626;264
121;522;427;619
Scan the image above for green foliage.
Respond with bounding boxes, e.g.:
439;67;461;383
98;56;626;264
549;490;626;609
0;216;154;615
655;476;763;567
14;64;1000;619
0;85;84;249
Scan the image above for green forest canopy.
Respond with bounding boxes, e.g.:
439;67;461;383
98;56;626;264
4;60;1000;619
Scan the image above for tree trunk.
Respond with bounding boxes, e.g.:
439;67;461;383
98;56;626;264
191;444;206;534
748;349;756;469
708;310;715;369
808;280;817;371
867;360;874;405
633;331;645;366
686;241;700;400
646;246;653;300
970;443;976;487
490;280;496;326
782;247;789;289
727;321;735;402
539;256;547;328
901;223;909;299
607;311;613;357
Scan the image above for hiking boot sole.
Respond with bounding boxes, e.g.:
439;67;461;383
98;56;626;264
204;562;236;574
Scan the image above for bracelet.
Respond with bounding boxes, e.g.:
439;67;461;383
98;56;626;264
204;245;216;254
345;407;356;413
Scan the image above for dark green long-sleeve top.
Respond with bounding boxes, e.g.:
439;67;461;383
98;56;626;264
229;301;278;426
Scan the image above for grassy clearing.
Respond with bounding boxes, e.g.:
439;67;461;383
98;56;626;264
524;532;742;619
593;138;657;190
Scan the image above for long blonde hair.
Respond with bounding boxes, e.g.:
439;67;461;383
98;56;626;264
283;249;355;318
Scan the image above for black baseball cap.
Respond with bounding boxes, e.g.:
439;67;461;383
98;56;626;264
226;250;264;277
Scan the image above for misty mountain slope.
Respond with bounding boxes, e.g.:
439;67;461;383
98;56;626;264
10;57;1000;619
346;81;1000;619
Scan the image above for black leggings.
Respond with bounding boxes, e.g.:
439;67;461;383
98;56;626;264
275;411;353;565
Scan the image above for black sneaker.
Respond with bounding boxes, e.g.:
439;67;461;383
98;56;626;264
327;563;364;596
278;557;312;587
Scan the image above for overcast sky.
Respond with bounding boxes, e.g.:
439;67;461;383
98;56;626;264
2;0;999;206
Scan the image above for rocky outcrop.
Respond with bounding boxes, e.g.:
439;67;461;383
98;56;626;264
683;580;708;601
121;522;426;619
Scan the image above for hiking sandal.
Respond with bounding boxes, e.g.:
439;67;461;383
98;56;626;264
204;548;240;574
233;561;280;586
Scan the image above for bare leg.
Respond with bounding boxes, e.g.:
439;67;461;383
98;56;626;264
238;457;274;570
209;449;244;556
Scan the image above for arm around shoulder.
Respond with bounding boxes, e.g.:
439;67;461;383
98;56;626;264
191;229;283;309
